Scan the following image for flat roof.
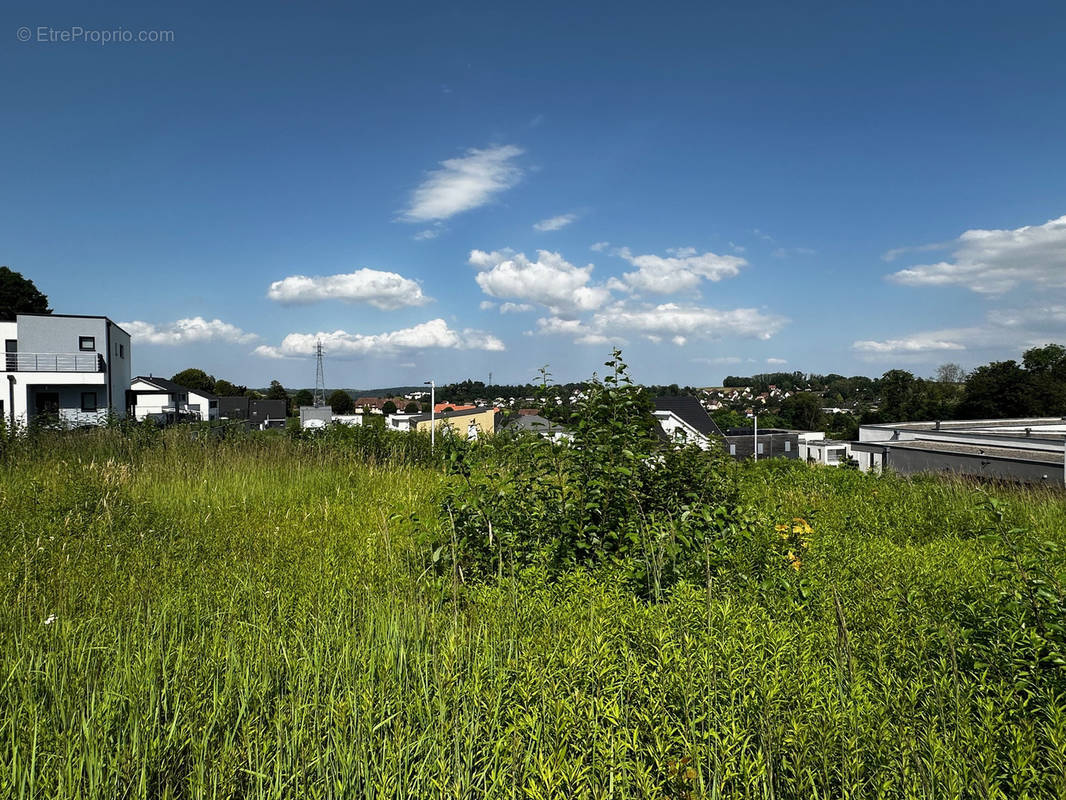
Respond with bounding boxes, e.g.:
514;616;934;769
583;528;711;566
16;312;131;338
863;417;1066;432
875;439;1065;465
408;407;496;423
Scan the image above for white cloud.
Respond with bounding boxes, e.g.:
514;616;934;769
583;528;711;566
852;301;1066;362
886;215;1066;294
122;317;258;346
469;248;611;316
590;241;610;252
881;241;951;263
766;357;787;365
401;145;524;223
533;213;578;232
693;356;743;365
852;335;967;355
254;319;504;359
987;304;1066;330
267;268;430;310
499;302;534;314
414;226;444;241
535;302;787;345
616;246;747;293
479;300;497;311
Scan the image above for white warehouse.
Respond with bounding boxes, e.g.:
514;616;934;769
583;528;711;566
1;313;131;428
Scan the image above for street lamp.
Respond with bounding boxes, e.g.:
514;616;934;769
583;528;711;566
424;380;435;451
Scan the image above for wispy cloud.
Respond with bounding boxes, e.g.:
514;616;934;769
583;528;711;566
885;215;1066;294
400;144;524;223
121;317;258;346
254;319;504;359
535;302;787;346
533;213;577;232
267;268;430;310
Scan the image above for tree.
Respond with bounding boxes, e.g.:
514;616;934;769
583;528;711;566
381;400;397;416
779;391;825;431
329;389;354;414
0;267;51;321
171;368;215;393
958;360;1031;419
404;402;420;414
292;389;314;409
878;369;918;421
266;380;288;401
935;363;967;384
213;379;245;397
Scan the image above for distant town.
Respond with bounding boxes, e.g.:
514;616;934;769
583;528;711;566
4;265;1064;487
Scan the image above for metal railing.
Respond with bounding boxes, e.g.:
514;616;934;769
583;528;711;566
3;352;105;372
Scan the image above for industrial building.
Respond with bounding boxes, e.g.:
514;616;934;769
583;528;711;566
852;418;1066;486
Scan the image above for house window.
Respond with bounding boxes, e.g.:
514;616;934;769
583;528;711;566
119;344;125;358
81;392;98;412
729;444;736;455
79;336;95;351
757;442;764;454
784;441;791;452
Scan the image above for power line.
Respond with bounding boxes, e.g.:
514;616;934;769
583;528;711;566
313;340;326;407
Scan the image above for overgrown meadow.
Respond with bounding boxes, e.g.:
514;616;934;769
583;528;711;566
2;386;1066;797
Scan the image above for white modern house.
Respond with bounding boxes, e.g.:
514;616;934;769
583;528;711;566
129;375;219;422
652;396;724;449
1;313;131;428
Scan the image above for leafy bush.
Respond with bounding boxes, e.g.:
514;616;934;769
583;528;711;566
434;351;747;595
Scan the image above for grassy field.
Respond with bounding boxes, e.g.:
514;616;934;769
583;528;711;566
2;427;1065;798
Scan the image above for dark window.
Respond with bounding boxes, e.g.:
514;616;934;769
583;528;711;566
4;340;15;371
119;343;125;358
81;392;98;412
79;336;95;351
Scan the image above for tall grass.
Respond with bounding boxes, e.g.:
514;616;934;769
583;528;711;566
2;430;1065;798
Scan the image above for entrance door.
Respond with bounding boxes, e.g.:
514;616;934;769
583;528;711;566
4;340;16;371
34;392;60;417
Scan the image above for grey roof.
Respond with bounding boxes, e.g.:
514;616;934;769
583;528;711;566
134;375;217;399
653;396;724;437
507;414;567;434
874;439;1065;465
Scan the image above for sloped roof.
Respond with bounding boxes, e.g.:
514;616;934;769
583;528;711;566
133;375;217;399
653;396;723;437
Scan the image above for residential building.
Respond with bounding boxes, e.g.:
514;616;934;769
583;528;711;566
406;406;498;438
1;313;130;428
799;439;852;466
218;397;288;428
852;417;1066;486
653;396;723;449
505;413;571;443
129;375;218;422
299;406;332;429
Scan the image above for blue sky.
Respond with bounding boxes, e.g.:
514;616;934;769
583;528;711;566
3;1;1065;388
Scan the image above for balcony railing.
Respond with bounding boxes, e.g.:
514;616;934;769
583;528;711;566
4;352;105;372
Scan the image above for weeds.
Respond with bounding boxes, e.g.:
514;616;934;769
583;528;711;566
1;419;1065;797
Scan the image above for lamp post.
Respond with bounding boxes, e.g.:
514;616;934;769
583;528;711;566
424;380;435;452
753;413;758;462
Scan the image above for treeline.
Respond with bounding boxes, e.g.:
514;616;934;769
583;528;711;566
723;371;878;402
887;344;1066;422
